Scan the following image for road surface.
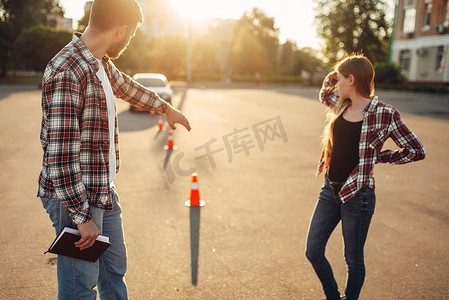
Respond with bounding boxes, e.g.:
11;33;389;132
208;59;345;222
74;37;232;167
0;84;448;299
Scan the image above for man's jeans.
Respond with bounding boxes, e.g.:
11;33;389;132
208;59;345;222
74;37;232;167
305;181;375;300
41;186;128;300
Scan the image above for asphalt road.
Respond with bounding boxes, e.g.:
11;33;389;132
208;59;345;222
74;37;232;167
0;84;448;299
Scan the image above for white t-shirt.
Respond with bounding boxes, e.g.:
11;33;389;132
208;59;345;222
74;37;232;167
95;58;116;186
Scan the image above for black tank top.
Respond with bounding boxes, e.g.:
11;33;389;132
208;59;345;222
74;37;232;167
328;114;363;182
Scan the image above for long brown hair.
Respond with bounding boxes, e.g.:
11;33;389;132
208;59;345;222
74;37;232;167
321;54;375;166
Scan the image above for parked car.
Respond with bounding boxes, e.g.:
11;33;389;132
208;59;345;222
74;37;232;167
129;73;173;112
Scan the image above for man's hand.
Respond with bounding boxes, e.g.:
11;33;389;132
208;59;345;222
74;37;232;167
165;105;191;131
75;220;100;251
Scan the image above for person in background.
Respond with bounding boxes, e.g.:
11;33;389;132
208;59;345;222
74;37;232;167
38;0;191;298
305;54;425;300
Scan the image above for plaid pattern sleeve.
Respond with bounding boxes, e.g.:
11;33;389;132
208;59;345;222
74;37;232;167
316;74;339;176
376;109;426;164
319;73;340;109
42;71;91;224
104;59;169;114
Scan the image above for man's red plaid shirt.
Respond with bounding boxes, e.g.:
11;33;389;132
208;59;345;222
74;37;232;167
38;34;168;224
317;74;426;202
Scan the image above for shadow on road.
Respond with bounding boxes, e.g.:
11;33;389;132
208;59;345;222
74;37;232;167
0;85;39;101
163;148;173;169
174;87;189;111
273;86;320;100
189;206;201;286
118;88;190;132
117;109;159;132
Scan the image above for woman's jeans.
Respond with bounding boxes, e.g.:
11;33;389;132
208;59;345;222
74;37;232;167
305;180;375;300
40;186;128;300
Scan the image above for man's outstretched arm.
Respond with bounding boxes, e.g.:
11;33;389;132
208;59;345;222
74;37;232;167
165;105;191;131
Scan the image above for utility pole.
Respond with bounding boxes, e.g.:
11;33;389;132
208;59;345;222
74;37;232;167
187;19;192;82
388;0;398;63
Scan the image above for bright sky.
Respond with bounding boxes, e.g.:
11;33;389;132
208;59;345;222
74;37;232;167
59;0;322;49
59;0;395;50
169;0;322;48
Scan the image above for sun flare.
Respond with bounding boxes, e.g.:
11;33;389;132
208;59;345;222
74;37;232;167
170;0;208;20
170;0;238;21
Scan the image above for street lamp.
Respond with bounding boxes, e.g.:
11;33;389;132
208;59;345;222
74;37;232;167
187;19;192;82
171;1;199;83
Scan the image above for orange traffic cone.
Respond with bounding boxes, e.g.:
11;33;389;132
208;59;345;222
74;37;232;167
150;111;155;118
164;130;177;150
158;115;163;131
185;173;205;207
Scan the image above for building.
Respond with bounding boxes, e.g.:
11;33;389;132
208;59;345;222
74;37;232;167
61;18;74;31
391;0;449;85
138;1;184;40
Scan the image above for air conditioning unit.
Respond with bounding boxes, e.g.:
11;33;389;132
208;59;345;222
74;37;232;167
416;48;427;56
404;32;414;38
436;25;448;34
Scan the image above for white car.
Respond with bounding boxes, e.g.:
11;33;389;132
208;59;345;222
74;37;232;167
130;73;173;111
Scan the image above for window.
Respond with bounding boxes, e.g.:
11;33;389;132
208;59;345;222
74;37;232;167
403;8;416;33
443;1;449;26
423;3;432;29
400;50;411;72
436;46;445;72
402;0;416;34
135;78;167;87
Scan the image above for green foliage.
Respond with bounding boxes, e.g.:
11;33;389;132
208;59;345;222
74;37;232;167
0;0;65;76
1;0;63;37
374;62;405;84
192;72;222;82
0;21;13;74
14;25;72;72
113;29;154;75
232;26;269;75
231;74;302;84
116;32;187;79
315;0;390;65
280;42;323;75
1;0;326;82
192;38;220;75
231;8;280;75
147;35;187;79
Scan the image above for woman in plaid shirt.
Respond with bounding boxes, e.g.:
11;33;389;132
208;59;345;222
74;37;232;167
305;55;425;300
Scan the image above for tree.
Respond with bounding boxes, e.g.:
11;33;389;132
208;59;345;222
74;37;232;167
191;37;220;75
279;40;324;84
315;0;390;65
14;25;72;72
374;62;405;85
0;21;13;76
232;26;269;75
0;0;64;76
231;8;280;75
147;35;187;79
114;29;153;75
279;40;301;75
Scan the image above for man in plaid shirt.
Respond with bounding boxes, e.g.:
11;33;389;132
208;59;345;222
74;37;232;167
38;0;190;298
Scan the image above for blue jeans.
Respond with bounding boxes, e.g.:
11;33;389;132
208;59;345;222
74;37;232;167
305;182;375;300
41;186;128;300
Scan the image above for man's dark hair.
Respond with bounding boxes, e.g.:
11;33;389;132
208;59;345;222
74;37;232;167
89;0;143;31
